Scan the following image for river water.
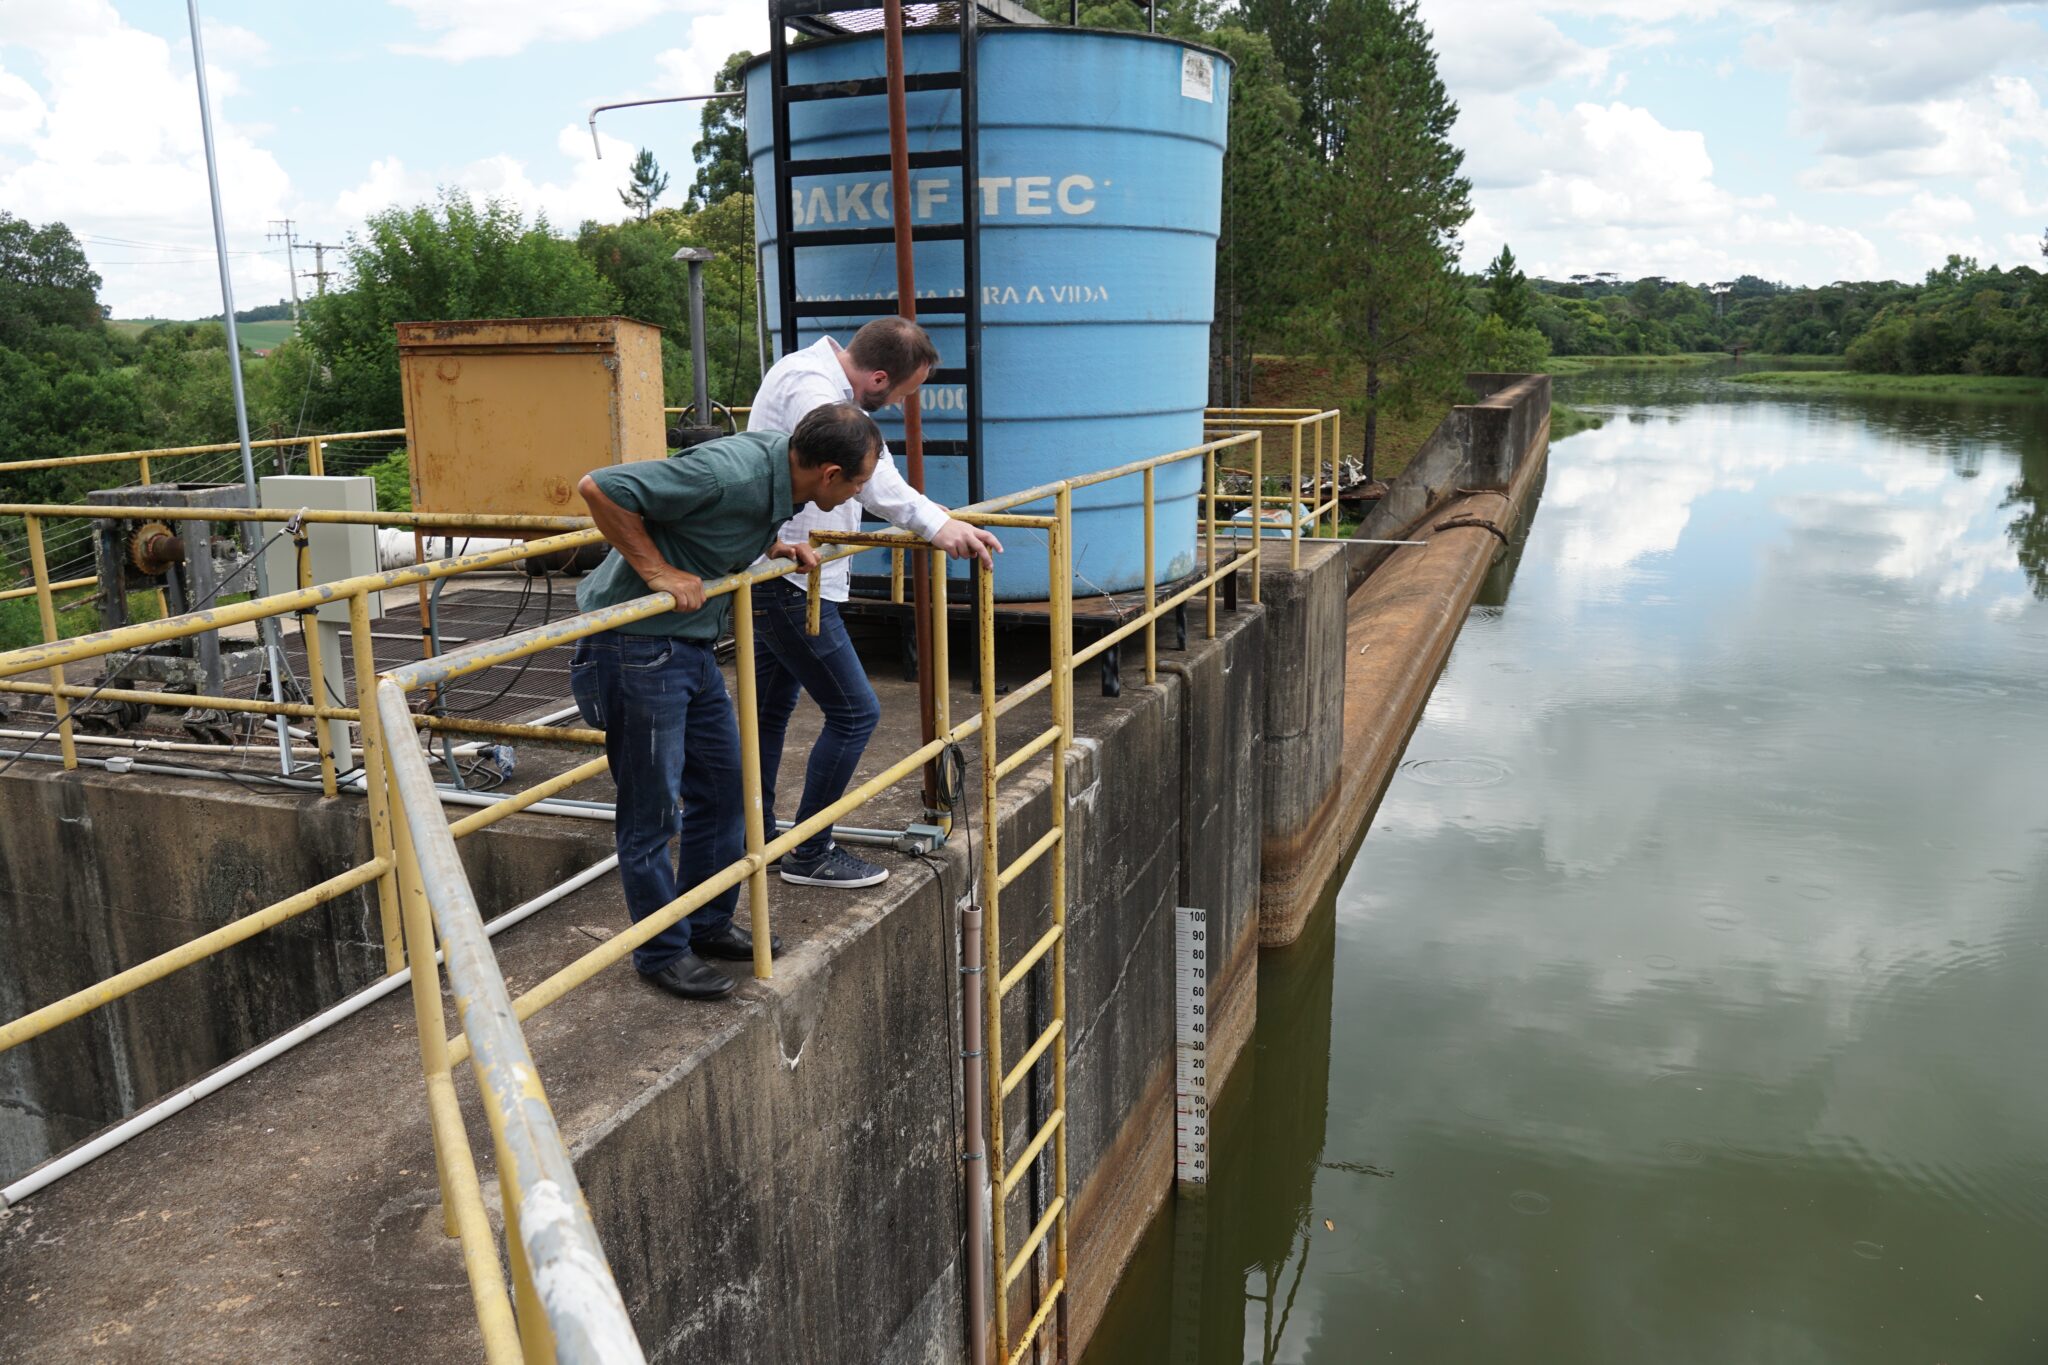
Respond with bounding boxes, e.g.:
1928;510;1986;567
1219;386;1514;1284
1084;366;2048;1364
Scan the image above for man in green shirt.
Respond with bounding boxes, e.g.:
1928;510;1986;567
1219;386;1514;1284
571;402;882;1000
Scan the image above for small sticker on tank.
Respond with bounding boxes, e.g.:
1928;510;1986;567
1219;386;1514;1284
1181;51;1214;102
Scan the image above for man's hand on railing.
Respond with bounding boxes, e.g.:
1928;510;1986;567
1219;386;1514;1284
931;518;1003;570
768;539;822;574
647;567;707;612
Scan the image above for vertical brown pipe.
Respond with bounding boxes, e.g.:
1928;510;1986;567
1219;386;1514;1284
883;0;941;811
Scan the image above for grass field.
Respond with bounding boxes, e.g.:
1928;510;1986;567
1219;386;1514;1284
1546;351;1736;374
1726;370;2048;400
110;318;297;350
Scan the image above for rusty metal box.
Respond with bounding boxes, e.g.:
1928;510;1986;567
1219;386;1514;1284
397;317;666;518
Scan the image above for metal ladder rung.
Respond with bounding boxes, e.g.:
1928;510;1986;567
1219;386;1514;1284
926;370;968;387
789;223;966;248
998;923;1061;998
1000;1018;1062;1099
999;1106;1064;1199
784;71;962;102
994;723;1063;781
1004;1280;1066;1365
997;824;1063;892
1000;1196;1067;1290
784;149;964;176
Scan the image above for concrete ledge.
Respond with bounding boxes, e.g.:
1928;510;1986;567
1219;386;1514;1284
1260;405;1552;948
1250;544;1348;945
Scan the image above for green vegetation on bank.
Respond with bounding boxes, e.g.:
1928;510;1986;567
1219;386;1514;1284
1726;371;2048;400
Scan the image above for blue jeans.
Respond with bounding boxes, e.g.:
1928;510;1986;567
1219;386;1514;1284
568;632;742;974
753;578;881;861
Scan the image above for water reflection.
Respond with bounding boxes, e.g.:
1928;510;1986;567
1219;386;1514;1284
1085;369;2048;1365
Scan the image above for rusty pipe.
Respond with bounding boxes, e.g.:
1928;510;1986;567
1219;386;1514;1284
883;0;942;812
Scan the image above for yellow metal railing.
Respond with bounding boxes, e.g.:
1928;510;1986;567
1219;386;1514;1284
1203;407;1344;568
0;426;1267;1362
0;428;404;484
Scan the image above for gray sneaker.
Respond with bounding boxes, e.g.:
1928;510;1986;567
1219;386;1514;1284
778;844;889;889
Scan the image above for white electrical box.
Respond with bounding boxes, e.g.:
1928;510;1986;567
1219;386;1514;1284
260;475;383;625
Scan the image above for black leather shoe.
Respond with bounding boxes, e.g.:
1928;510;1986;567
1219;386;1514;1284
642;950;735;1000
692;922;781;961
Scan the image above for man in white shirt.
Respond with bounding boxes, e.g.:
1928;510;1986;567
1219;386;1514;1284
748;317;1002;889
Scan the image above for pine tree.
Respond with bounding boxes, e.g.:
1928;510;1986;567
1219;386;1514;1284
1311;0;1472;475
619;148;670;220
1211;28;1309;406
689;53;752;210
1486;244;1530;330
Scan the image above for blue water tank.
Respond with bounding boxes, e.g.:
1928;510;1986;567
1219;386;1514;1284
746;28;1232;600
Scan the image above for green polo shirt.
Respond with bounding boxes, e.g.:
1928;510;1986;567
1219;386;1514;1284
576;431;797;640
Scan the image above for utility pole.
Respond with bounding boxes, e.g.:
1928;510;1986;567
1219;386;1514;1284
267;219;301;320
302;242;342;296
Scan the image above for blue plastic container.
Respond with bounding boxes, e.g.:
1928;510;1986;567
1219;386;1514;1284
746;28;1232;599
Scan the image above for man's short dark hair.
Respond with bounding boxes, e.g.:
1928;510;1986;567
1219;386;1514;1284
846;316;940;385
791;402;882;474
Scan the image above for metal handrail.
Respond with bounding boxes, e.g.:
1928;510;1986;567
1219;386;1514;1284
0;426;1269;1360
0;428;403;478
377;678;644;1365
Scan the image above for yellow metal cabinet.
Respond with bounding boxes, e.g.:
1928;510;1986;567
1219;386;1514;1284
397;317;666;518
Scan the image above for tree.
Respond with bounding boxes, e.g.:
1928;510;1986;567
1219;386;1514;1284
1485;244;1530;329
1211;27;1309;405
1310;0;1473;474
0;212;105;348
296;192;618;432
689;53;752;210
620;148;670;219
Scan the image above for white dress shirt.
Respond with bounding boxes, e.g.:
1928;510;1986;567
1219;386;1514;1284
747;337;950;601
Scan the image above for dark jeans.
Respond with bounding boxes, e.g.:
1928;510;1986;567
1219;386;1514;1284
753;577;882;860
568;632;742;974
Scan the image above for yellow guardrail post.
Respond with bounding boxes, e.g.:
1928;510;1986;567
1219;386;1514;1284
503;1172;557;1363
930;543;951;747
1251;432;1264;605
137;454;152;484
307;436;325;478
733;579;773;980
24;515;78;770
890;547;904;605
1205;449;1219;641
387;782;463;1239
294;537;342;797
1049;482;1074;1361
1289;419;1304;570
1142;465;1157;685
349;589;406;975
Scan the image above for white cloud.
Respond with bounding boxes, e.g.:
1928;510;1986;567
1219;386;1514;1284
0;0;295;318
1428;5;1610;94
648;6;769;98
388;0;704;62
334;125;644;234
1458;97;1884;281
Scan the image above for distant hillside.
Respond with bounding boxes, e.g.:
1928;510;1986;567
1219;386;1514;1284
110;318;298;351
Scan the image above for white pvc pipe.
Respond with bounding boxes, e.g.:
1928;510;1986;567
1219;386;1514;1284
0;727;343;760
1;853;619;1208
374;529;526;571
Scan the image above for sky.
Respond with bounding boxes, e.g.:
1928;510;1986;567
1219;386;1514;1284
0;0;2044;319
